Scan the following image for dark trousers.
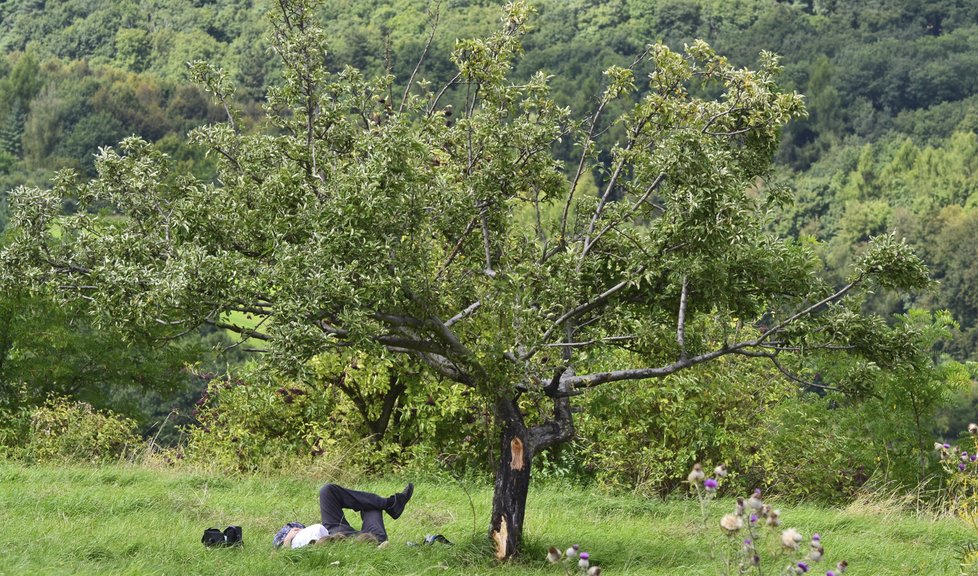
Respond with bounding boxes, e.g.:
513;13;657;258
319;483;388;542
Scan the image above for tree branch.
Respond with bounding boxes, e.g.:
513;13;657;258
435;216;477;280
677;274;689;360
587;172;666;251
758;279;861;342
400;1;441;113
205;319;271;341
521;270;642;362
445;300;481;327
561;279;866;391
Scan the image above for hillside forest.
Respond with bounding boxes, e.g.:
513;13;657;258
1;0;978;509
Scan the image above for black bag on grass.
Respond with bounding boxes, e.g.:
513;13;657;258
202;526;243;547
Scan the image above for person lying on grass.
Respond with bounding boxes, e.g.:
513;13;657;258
273;482;414;549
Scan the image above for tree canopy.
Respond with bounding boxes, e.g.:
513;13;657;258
0;0;937;558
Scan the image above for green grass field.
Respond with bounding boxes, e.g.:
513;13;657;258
0;462;971;575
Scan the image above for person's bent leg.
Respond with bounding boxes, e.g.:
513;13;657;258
319;484;380;535
319;482;414;531
359;509;388;543
320;483;388;513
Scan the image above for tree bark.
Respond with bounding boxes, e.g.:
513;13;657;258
488;395;532;560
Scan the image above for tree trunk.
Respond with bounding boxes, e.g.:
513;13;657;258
488;395;531;560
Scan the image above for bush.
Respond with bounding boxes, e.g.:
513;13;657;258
183;370;347;473
575;354;878;502
0;406;31;459
183;358;493;476
22;396;141;464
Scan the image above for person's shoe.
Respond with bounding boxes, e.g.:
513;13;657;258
386;483;414;519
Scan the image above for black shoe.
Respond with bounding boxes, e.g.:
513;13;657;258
387;483;414;519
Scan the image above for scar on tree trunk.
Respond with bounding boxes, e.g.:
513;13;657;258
510;437;524;470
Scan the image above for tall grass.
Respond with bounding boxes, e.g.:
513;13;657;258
0;462;970;575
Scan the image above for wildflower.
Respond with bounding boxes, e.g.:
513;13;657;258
547;547;562;563
969;422;978;435
688;463;705;485
747;488;763;511
587;567;602;576
714;464;728;478
809;546;824;562
960;462;968;472
704;478;719;491
811;533;821;543
720;513;744;534
750;513;758;524
743;538;753;549
565;544;579;561
972;454;977;463
826;572;836;576
795;561;809;573
935;441;945;451
766;508;781;527
945;443;952;449
578;552;590;571
781;528;803;550
836;560;848;573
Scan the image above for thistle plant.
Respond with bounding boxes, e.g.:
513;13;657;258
937;425;978;573
687;464;848;576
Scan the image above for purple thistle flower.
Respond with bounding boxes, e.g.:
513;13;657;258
960;462;968;472
944;443;952;449
812;533;821;542
750;514;758;523
827;572;836;576
796;561;809;573
743;539;752;546
971;454;977;462
704;478;718;490
579;553;589;560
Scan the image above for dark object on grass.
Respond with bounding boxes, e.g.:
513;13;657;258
407;534;453;546
202;525;244;547
424;534;452;545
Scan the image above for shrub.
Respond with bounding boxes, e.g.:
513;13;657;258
183;360;493;476
22;396;141;464
576;354;874;501
0;406;31;459
183;370;347;472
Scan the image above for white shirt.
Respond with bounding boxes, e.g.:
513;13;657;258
291;524;330;548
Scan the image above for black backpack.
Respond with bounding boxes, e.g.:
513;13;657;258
202;526;243;547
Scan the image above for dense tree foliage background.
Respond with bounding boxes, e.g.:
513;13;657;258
0;0;976;506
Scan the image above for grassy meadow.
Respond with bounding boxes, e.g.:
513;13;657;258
0;462;971;575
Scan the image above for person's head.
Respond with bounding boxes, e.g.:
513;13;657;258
282;527;302;548
273;522;306;548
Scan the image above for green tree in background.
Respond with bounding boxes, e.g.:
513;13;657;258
0;0;933;558
0;290;203;421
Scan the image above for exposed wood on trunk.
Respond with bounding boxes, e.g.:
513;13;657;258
492;516;508;559
510;437;524;470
